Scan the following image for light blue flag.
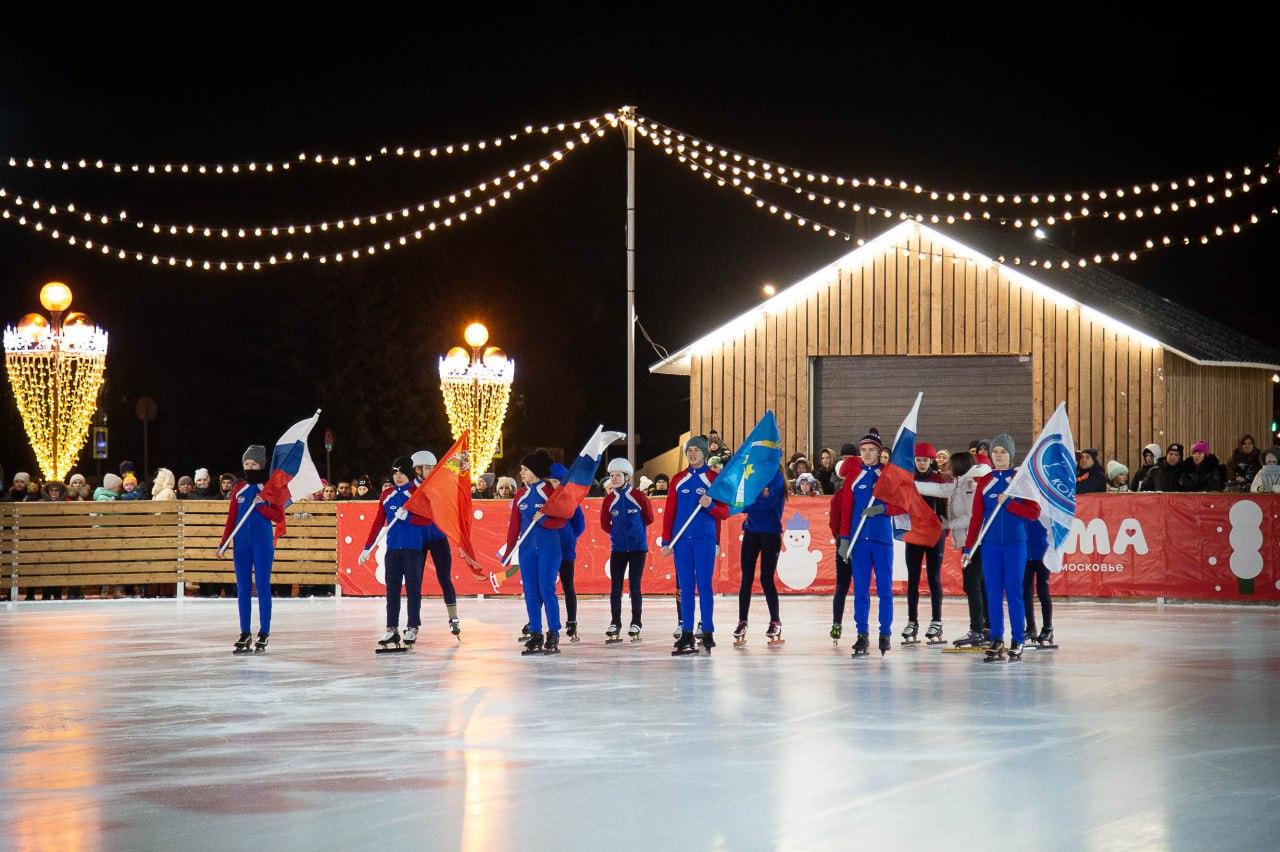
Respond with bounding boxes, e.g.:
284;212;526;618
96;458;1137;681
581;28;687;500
708;411;783;514
1006;402;1077;572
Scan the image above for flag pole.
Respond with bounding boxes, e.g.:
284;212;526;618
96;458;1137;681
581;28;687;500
663;503;702;550
501;516;540;567
962;501;1007;566
218;501;264;557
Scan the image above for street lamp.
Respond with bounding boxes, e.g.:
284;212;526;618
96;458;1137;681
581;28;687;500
3;282;108;480
439;322;513;482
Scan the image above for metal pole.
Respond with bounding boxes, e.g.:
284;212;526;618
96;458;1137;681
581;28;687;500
622;106;637;468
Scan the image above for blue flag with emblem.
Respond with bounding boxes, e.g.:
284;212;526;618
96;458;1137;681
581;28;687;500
1005;402;1077;572
708;411;783;514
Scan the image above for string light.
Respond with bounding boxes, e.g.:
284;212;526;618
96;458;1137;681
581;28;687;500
637;115;1273;210
651;136;1280;268
649;126;1278;229
0;134;601;271
4;113;609;179
0;134;602;242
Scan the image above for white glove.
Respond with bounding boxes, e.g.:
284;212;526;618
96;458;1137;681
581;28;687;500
394;507;409;521
358;548;371;565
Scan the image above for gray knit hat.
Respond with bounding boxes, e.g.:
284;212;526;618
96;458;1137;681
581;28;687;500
242;445;267;467
991;434;1016;458
685;435;711;458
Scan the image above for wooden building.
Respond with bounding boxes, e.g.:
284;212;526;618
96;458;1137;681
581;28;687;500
649;221;1280;468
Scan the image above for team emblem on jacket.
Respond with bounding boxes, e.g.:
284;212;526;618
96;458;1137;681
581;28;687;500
695;487;705;495
518;502;528;511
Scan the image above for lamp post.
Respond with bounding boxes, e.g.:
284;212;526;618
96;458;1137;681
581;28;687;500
3;282;109;481
438;322;513;483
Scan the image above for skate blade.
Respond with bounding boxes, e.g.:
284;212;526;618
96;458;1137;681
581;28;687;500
851;651;869;657
375;646;409;654
672;649;698;656
767;639;785;647
900;640;920;647
542;649;562;655
1029;643;1059;650
941;646;987;654
733;639;747;647
605;638;624;644
569;636;581;644
232;648;253;655
926;640;947;646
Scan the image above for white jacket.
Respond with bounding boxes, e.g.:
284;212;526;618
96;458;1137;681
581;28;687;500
915;463;992;548
1252;464;1280;494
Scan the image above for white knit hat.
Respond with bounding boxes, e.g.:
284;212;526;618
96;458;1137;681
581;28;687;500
607;457;634;475
411;450;437;468
103;473;122;490
194;468;210;480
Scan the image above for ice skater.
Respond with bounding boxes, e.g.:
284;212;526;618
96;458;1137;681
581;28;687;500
217;445;285;654
1023;517;1055;648
412;449;462;641
963;434;1041;662
902;441;947;646
832;429;904;657
660;436;729;655
548;463;586;643
826;444;859;645
914;450;992;647
734;463;786;647
600;458;654;643
505;450;568;656
361;457;430;653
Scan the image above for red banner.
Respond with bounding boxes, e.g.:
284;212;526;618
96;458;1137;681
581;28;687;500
336;494;1280;602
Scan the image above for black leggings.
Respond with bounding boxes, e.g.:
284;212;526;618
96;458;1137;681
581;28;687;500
905;539;944;623
610;551;646;626
833;551;852;625
739;531;781;622
422;537;456;605
1023;559;1052;631
560;561;578;623
964;547;988;633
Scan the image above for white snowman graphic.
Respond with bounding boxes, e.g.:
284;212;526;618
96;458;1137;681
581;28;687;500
777;512;822;590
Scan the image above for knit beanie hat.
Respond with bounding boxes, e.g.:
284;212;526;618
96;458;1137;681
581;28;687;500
177;475;194;488
122;472;138;487
1191;440;1210;455
991;433;1016;458
859;428;883;451
392;457;415;479
119;460;136;476
608;457;634;476
915;441;937;459
520;450;553;480
684;435;711;459
69;473;87;487
1166;443;1185;457
103;473;122;490
194;468;210;481
1106;460;1129;479
839;443;858;457
242;445;267;467
549;462;570;482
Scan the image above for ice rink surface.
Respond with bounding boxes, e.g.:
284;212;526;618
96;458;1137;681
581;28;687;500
1;595;1278;851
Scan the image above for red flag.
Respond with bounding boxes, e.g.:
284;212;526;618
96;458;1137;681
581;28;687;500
404;431;482;578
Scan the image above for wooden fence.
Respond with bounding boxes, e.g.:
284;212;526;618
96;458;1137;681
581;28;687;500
0;500;336;598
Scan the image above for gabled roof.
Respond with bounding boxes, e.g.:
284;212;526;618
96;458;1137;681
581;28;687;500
649;221;1280;375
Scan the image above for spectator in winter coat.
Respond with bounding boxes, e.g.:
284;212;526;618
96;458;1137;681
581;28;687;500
1179;440;1223;492
93;473;123;501
193;469;220;499
815;448;838;495
176;476;195;499
1076;449;1107;494
935;449;951;474
794;472;821;496
4;472;37;501
41;481;68;502
1226;434;1263;493
1149;444;1186;492
915;450;991;644
495;477;518;500
67;474;91;501
1131;443;1162;492
1251;446;1280;493
1105;460;1130;492
354;477;376;499
151;468;177;501
219;473;237;499
119;473;145;501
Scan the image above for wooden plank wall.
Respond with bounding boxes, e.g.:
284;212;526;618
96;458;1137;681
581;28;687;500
1;500;337;595
1163;356;1273;462
685;225;1259;471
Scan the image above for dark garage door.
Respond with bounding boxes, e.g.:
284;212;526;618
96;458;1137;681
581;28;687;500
813;355;1033;461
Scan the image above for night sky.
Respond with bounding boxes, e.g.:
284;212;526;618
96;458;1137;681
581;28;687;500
3;21;1278;483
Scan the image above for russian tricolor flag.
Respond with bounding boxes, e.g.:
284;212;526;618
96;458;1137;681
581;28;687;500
541;425;626;519
872;393;943;547
262;409;324;509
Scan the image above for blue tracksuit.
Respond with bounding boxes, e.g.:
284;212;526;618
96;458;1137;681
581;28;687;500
373;483;425;629
558;506;586;562
1025;516;1049;561
605;486;650;553
667;465;725;634
511;481;563;633
967;468;1030;644
743;470;785;534
225;481;277;634
842;463;894;636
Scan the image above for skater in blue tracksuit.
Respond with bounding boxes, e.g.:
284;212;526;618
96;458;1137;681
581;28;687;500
549;462;586;642
600;457;655;640
360;457;431;648
1023;516;1054;647
835;428;904;657
660;435;729;655
217;444;285;654
412;450;461;639
964;433;1042;661
505;450;568;655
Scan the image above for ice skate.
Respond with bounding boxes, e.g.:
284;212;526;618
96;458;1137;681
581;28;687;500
925;621;945;646
449;618;461;641
830;623;843;647
672;631;697;656
566;621;580;644
732;620;748;647
900;621;920;646
402;627;418;646
253;632;269;654
1007;641;1024;662
699;631;716;654
543;630;562;655
851;632;870;657
879;633;891;656
232;632;253;655
518;623;531;644
766;621;784;647
520;632;545;656
605;623;623;645
983;639;1007;663
376;629;407;654
628;624;642;642
1031;626;1057;649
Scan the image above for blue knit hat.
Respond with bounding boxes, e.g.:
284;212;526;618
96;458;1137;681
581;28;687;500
549;462;570;482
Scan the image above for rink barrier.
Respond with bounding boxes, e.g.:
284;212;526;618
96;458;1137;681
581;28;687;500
0;500;336;599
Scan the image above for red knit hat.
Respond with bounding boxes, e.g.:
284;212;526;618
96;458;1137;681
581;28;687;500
915;442;937;459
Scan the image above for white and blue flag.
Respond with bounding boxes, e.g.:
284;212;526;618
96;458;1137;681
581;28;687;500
1006;402;1077;572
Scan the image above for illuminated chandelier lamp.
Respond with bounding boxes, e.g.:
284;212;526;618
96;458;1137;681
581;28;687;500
3;282;108;479
438;322;513;483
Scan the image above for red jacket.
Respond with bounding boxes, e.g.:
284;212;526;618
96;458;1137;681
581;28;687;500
660;467;729;545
